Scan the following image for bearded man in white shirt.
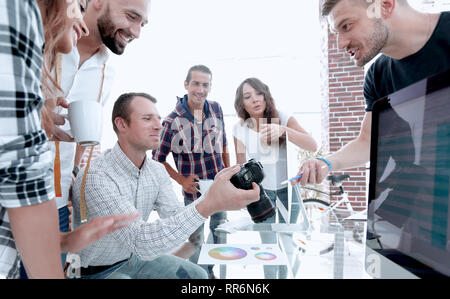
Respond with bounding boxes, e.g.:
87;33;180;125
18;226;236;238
71;93;260;279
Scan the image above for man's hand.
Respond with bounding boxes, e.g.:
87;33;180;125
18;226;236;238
180;174;200;194
49;97;74;142
60;214;139;253
292;158;330;186
196;165;260;217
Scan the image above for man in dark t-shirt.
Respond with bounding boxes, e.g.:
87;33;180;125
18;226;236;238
295;0;450;185
364;10;450;111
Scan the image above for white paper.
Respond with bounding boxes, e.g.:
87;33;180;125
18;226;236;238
215;217;254;234
198;179;214;195
271;223;308;232
292;232;335;256
198;244;288;265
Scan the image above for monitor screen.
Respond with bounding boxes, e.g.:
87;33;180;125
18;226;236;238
368;69;450;278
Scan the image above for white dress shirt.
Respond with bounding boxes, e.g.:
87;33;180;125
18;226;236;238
50;46;115;209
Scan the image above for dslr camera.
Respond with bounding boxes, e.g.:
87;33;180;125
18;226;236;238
230;159;275;223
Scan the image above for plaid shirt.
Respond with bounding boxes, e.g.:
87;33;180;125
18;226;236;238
0;0;54;278
72;143;206;268
152;95;227;201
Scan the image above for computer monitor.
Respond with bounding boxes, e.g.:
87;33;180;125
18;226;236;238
367;69;450;278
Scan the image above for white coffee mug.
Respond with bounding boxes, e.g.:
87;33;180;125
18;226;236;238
68;100;103;146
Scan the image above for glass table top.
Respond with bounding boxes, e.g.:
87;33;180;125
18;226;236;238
201;207;369;279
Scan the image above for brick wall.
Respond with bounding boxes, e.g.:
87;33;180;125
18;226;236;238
328;29;367;211
320;25;367;211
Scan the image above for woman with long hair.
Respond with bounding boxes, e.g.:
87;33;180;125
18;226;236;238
39;0;89;138
233;77;318;278
0;0;136;279
15;0;91;280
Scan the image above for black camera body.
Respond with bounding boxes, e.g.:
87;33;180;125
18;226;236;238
230;159;275;223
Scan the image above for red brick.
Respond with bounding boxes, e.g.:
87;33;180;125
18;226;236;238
323;26;367;210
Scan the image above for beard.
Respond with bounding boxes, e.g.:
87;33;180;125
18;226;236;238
355;20;389;67
97;6;126;55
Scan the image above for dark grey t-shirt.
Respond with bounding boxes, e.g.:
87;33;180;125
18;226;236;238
364;11;450;112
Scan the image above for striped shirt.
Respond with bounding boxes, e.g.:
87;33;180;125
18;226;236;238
72;143;206;268
152;95;227;201
0;0;54;278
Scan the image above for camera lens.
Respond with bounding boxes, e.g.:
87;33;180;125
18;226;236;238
247;187;276;223
230;159;276;223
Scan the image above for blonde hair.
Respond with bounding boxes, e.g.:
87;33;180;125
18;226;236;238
39;0;69;137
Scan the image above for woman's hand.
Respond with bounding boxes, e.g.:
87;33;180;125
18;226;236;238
48;97;75;142
60;213;139;253
259;123;286;145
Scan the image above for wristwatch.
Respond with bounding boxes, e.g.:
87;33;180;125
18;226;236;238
72;165;80;177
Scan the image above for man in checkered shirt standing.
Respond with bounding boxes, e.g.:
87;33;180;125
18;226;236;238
152;65;230;278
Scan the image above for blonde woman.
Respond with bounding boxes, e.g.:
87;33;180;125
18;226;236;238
0;0;136;279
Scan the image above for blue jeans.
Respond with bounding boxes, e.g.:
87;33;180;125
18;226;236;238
259;187;300;279
19;205;70;279
58;206;70;267
184;198;227;275
82;254;208;279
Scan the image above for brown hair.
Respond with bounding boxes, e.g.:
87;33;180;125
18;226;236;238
39;0;69;137
321;0;376;17
112;92;157;134
234;78;285;144
185;65;212;84
40;0;90;137
234;78;280;124
321;0;342;17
